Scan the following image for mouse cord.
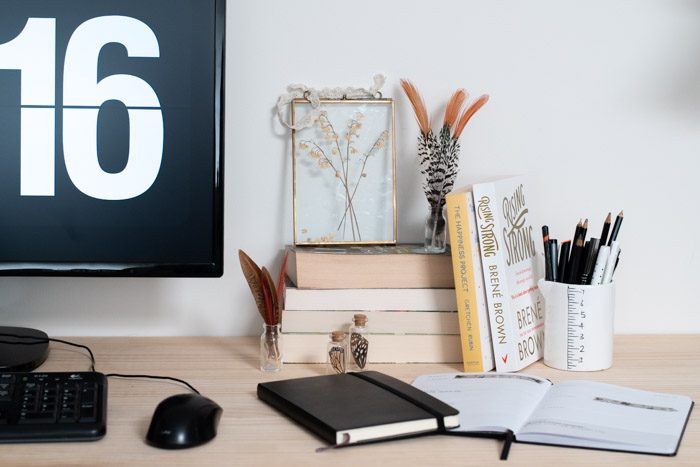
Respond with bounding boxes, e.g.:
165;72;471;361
0;333;200;394
104;373;200;394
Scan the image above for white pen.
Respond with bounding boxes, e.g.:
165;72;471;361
590;245;610;285
602;241;621;284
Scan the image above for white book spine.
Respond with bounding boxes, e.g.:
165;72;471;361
472;182;516;371
466;192;495;370
284;287;457;311
282;333;462;363
282;310;459;334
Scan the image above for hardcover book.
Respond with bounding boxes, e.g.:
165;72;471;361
455;176;543;372
445;189;494;372
413;373;694;457
284;284;457;311
286;244;454;289
282;333;461;363
282;309;459;335
258;371;460;446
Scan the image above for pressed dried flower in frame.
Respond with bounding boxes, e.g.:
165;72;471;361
292;99;396;246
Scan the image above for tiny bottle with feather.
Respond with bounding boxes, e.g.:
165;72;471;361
348;314;369;372
327;331;347;374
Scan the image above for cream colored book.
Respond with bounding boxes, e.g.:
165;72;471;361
286;244;454;289
282;309;459;335
282;333;461;363
284;285;457;311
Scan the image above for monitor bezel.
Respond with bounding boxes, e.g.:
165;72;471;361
0;0;226;278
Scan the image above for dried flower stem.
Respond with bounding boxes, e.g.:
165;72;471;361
300;139;361;238
336;130;388;231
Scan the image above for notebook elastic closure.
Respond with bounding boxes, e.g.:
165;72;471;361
349;371;452;431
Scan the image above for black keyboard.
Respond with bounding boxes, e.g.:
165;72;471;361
0;372;107;442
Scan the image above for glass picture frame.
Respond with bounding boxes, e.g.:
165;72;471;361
292;99;396;245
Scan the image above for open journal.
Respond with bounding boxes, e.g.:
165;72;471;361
413;372;693;457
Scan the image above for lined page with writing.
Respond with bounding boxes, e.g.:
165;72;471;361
517;380;693;454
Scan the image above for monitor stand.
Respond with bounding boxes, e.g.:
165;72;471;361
0;326;50;372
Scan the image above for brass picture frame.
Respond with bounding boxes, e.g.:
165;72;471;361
292;99;397;246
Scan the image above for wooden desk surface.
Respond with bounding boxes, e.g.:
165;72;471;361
1;335;698;466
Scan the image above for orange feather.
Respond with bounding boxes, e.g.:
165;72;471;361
443;89;467;129
453;94;489;139
400;79;430;135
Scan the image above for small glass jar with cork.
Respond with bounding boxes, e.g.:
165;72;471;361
348;313;369;372
327;331;347;374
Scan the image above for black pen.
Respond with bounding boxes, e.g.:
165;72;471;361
548;239;559;283
557;240;571;282
580;238;600;284
542;226;551;281
566;237;584;284
600;212;612;246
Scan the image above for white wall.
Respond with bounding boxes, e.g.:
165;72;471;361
1;0;698;336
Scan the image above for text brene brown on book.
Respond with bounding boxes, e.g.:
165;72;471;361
477;184;543;363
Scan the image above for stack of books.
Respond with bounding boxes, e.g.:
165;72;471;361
282;245;461;363
445;175;543;373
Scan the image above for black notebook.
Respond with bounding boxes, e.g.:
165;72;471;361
257;371;459;446
413;372;694;457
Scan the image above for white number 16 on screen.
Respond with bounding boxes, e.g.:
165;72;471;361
0;16;164;200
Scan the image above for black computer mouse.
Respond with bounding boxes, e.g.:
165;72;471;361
146;393;222;449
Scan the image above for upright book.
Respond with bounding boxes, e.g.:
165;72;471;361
414;373;694;458
453;177;543;372
445;189;494;372
286;245;454;289
258;371;459;446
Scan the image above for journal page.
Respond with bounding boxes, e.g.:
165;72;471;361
516;380;693;454
413;373;552;433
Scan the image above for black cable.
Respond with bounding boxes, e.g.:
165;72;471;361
105;373;200;395
0;333;200;394
0;333;95;372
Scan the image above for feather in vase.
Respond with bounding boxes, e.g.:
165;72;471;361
402;80;489;208
443;89;467;130
454;94;489;139
238;249;287;326
402;79;442;208
238;250;267;320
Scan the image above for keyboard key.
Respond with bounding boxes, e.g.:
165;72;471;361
58;411;77;423
78;406;97;423
18;413;56;424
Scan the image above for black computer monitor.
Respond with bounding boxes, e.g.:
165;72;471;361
0;0;226;368
0;0;225;277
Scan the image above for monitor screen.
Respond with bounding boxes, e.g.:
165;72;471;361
0;0;225;276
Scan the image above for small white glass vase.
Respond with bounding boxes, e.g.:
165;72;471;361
260;324;283;372
424;205;447;253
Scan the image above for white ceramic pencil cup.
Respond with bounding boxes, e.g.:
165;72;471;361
538;279;615;371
